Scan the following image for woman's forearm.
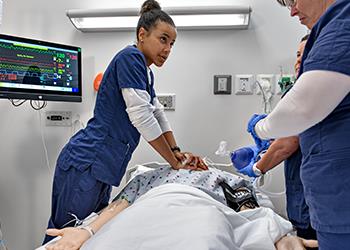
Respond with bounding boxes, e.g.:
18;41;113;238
256;137;299;173
148;134;179;168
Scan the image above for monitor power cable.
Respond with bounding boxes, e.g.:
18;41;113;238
38;108;51;171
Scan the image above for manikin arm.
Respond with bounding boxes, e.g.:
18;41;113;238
45;199;129;250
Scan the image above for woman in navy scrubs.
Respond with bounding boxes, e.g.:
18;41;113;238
247;0;350;249
43;0;207;244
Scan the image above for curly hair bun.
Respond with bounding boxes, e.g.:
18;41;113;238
140;0;161;15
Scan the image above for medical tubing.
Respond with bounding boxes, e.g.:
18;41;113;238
30;100;47;110
255;80;268;114
203;157;233;169
38;109;51;170
8;98;27;107
253;173;285;198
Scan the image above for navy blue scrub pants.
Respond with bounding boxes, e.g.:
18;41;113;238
317;231;350;250
43;165;111;244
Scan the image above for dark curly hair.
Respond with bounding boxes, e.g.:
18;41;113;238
136;0;175;41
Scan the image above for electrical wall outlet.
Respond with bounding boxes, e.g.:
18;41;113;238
45;111;72;126
235;74;254;95
157;94;176;110
256;74;275;95
214;75;232;95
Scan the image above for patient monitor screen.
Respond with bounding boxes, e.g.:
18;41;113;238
0;34;82;102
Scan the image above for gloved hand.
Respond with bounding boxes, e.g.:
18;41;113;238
231;145;263;177
247;114;270;151
238;160;258;177
230;145;259;170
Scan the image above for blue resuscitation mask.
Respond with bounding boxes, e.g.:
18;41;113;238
230;147;255;170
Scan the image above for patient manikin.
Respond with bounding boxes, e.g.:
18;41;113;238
114;165;254;207
43;166;317;250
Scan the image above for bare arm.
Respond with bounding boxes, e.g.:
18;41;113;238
148;132;181;169
45;199;129;250
256;136;299;174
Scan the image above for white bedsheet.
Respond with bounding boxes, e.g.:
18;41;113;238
81;183;292;250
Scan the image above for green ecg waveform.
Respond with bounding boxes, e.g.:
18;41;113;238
0;43;65;58
0;63;54;74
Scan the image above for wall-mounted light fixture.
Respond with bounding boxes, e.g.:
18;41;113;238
66;5;252;32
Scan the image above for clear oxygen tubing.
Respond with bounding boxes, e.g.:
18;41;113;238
253;172;286;198
251;150;286;198
203;157;233;169
255;80;269;114
202;157;247;177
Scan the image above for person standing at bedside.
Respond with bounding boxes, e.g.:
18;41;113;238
43;0;207;244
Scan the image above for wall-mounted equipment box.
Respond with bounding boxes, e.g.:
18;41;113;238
46;111;72;127
157;94;176;111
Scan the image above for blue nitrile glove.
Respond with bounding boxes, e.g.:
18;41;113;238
230;145;259;170
247;114;270;151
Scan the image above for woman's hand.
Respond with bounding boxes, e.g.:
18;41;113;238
45;227;90;250
275;235;318;250
174;152;208;171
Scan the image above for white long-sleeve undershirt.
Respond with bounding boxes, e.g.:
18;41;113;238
122;88;172;142
255;70;350;140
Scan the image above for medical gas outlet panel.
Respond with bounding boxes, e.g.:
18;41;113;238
213;74;293;96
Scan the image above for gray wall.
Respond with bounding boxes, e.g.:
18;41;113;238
0;0;306;249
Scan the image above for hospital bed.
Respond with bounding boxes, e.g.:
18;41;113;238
37;162;292;250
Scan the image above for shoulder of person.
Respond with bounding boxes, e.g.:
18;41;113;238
117;45;144;60
113;45;147;70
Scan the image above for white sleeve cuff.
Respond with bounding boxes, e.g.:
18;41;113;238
122;88;163;141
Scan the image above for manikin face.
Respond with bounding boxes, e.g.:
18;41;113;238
289;0;334;29
294;40;307;75
137;21;177;67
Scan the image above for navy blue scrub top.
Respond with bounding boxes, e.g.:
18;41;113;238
298;0;350;233
58;45;156;186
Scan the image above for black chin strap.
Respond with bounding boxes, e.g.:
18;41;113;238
219;181;259;212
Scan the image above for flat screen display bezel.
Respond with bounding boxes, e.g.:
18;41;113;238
0;34;82;102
